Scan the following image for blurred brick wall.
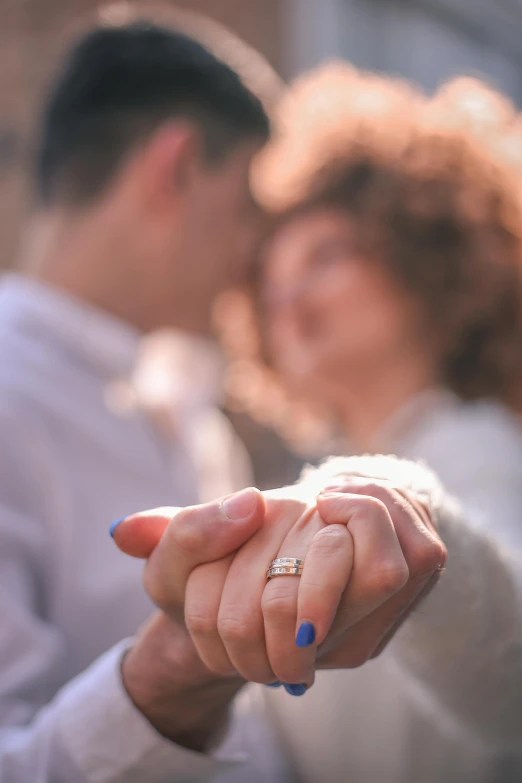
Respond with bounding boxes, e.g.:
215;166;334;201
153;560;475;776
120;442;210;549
0;1;283;268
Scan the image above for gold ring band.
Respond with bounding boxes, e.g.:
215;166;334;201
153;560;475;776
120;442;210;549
270;557;304;568
266;557;304;579
267;565;304;579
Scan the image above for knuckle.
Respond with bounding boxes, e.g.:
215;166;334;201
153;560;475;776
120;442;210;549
355;495;389;523
310;526;348;557
185;606;217;638
217;611;256;645
369;558;409;596
353;481;387;502
360;481;386;497
410;535;447;578
261;586;298;623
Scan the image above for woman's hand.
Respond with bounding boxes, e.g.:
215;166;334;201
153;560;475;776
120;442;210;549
113;477;446;692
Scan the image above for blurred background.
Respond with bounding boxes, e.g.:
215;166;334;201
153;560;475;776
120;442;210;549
4;0;522;271
3;0;522;488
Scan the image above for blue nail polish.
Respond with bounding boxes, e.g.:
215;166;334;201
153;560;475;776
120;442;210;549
296;621;316;647
284;683;307;697
109;518;125;538
264;681;282;688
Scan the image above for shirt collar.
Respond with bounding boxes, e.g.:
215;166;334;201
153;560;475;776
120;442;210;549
0;273;141;378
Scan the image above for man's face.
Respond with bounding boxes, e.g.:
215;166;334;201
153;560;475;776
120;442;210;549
167;139;268;333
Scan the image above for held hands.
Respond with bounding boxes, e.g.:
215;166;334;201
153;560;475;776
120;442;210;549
113;475;446;695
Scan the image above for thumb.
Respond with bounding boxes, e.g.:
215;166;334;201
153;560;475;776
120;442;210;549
113;487;265;613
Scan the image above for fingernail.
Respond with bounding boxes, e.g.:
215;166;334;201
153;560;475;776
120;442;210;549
296;621;316;647
109;518;125;538
222;488;257;521
321;484;345;493
284;683;307;697
318;491;346;499
264;681;282;688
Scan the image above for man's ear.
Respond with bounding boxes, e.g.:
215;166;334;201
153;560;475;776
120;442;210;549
135;120;205;212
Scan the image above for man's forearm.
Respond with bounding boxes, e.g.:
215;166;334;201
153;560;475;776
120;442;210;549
122;611;244;752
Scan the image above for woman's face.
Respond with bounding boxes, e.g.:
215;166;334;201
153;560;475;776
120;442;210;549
260;208;426;401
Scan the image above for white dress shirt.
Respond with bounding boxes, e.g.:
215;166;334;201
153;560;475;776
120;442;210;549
0;274;256;782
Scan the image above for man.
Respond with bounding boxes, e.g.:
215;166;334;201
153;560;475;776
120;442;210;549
0;15;274;781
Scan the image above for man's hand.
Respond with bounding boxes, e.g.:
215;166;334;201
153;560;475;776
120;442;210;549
117;487;265;749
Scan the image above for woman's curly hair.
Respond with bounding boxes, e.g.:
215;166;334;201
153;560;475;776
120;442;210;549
218;64;522;448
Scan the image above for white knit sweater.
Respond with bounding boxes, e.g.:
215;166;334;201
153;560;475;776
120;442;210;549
217;394;522;783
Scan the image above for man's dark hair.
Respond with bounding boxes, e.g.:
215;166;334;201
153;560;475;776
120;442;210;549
36;21;271;206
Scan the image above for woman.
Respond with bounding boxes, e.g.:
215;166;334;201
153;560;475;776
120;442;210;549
214;64;522;781
246;67;522;450
225;65;522;533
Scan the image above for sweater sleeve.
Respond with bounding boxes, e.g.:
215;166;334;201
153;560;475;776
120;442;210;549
303;450;522;751
392;409;522;751
391;499;522;750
